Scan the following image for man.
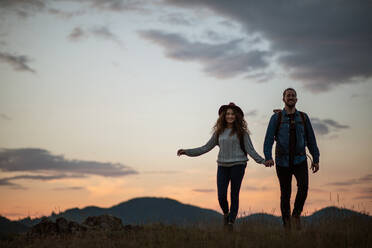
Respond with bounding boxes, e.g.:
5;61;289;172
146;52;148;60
263;88;320;230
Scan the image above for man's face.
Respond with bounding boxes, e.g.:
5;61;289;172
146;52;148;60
283;90;297;108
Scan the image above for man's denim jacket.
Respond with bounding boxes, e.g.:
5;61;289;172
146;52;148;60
264;109;320;167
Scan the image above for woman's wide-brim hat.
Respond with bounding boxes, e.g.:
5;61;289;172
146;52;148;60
218;102;244;116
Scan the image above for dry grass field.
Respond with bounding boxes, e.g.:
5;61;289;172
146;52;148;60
1;214;371;248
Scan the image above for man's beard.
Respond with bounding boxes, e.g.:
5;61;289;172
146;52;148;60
285;101;296;108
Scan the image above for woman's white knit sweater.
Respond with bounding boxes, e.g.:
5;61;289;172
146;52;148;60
184;128;265;167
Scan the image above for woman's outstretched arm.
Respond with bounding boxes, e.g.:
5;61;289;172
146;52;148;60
177;133;218;157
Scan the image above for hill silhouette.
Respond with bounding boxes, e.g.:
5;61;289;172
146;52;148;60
0;216;29;236
19;197;222;227
9;197;370;230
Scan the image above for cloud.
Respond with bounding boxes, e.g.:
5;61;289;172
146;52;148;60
359;174;372;183
192;188;215;193
0;174;85;190
0;148;138;177
91;26;123;46
309;188;328;193
359;187;372;194
322;119;349;129
310;117;350;136
0;177;26;190
164;0;372;92
48;8;86;19
203;30;227;42
0;0;146;20
244;72;275;83
139;29;271;79
159;13;194;26
142;170;179;174
84;0;149;13
53;186;85;191
354;187;372;201
68;26;123;46
68;27;86;41
244;110;258;117
0;212;25;217
0;114;11;121
326;174;372;186
244;185;271;191
0;52;36;73
353;195;372;200
0;0;45;18
350;93;369;99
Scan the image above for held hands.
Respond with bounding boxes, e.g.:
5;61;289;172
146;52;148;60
311;163;319;173
177;149;186;156
264;159;274;167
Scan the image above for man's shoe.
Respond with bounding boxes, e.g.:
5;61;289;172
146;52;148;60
283;217;291;231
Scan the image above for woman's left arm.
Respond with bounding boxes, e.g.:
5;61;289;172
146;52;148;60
244;132;265;164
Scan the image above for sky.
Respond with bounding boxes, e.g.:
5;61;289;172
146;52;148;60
1;0;372;220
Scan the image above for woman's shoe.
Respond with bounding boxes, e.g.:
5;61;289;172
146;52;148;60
223;213;229;226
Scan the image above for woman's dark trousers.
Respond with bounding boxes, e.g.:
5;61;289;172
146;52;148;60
276;159;308;227
217;164;246;223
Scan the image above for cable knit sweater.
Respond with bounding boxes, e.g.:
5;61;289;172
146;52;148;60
184;128;265;167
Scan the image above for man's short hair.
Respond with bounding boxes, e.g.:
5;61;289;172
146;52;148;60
283;88;297;98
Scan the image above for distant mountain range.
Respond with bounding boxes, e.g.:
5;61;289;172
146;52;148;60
0;216;29;236
19;197;222;227
0;197;370;235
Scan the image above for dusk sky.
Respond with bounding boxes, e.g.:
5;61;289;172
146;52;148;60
1;0;371;220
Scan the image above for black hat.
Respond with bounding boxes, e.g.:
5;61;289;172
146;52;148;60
218;102;244;116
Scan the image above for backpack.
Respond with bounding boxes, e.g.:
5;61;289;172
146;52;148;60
274;110;308;142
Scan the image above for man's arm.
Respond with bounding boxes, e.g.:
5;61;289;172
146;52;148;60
305;114;320;164
264;114;277;161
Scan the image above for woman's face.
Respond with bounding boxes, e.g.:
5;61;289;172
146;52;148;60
225;108;236;125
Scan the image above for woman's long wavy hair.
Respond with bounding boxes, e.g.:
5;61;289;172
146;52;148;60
213;107;250;141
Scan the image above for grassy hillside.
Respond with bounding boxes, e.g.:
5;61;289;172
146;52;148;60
1;214;371;248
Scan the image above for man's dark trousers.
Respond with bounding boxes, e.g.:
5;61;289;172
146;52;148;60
275;159;308;225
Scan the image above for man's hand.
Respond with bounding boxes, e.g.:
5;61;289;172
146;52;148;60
311;163;319;173
264;159;274;167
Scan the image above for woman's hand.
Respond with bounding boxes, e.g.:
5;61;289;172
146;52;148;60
177;149;186;156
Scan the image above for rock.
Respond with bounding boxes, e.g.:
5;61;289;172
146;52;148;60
27;215;125;237
29;217;57;237
56;217;69;233
82;215;123;231
69;220;87;234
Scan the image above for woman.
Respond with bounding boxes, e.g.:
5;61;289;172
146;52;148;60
177;102;266;231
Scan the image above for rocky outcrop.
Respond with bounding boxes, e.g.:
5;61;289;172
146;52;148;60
82;215;123;231
28;214;124;237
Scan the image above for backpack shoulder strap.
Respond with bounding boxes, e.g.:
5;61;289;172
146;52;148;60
274;111;282;140
299;111;308;141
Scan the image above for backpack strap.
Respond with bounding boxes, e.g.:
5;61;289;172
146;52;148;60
274;111;282;141
299;111;308;142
